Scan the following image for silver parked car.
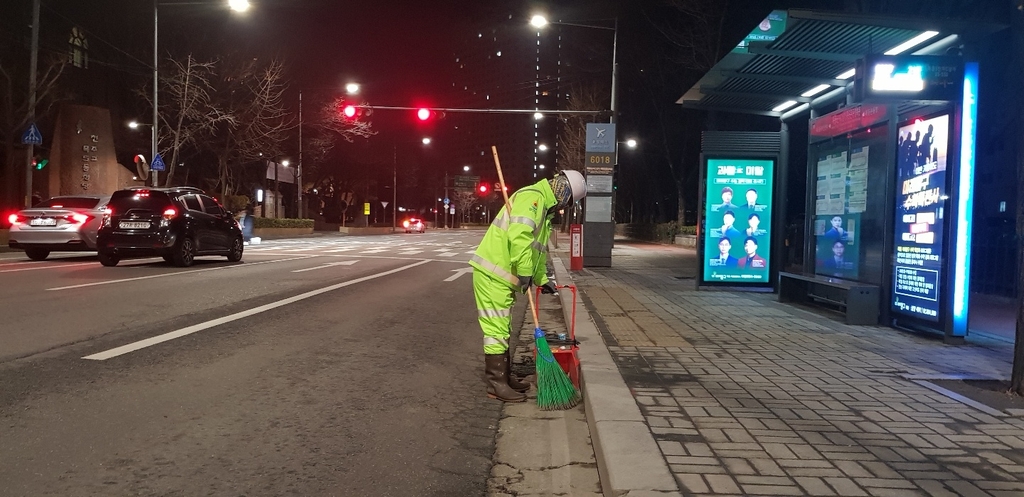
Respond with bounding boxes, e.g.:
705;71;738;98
7;195;111;260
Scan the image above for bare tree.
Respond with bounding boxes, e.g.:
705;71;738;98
204;57;293;197
138;54;231;186
0;52;67;207
558;83;606;174
647;0;730;73
453;189;479;222
557;83;605;226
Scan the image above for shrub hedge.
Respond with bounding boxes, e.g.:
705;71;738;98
252;217;314;229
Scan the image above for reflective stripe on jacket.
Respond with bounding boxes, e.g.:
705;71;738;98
470;178;556;291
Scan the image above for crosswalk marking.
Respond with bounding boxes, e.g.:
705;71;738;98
235;235;484;260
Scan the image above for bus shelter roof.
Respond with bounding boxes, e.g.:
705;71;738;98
677;9;1004;120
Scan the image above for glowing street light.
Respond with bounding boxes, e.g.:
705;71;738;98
422;137;432;145
345;82;360;95
228;0;250;12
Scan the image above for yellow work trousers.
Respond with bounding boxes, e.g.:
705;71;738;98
473;269;515;355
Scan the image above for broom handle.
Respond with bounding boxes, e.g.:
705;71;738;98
491;145;542;330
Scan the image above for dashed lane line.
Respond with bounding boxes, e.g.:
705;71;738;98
47;255;318;291
81;260;431;360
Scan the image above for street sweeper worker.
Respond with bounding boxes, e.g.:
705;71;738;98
470;169;587;402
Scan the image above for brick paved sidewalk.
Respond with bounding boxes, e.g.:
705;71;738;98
554;239;1024;497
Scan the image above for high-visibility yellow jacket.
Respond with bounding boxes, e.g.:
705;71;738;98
470;178;555;292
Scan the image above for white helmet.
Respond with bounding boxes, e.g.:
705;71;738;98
562;169;587;203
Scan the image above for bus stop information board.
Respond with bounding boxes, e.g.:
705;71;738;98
891;114;949;321
702;158;775;284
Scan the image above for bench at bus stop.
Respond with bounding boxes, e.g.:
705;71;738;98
778;271;880;326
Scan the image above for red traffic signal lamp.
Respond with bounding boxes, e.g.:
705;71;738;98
477;183;489;195
414;107;444;122
339;102;370;120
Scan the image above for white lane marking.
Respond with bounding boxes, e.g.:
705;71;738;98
0;257;164;273
397;250;423;255
291;260;359;273
360;249;389;254
283;247;316;252
444;266;473;282
438;252;458;257
48;256;317;291
0;261;96;273
324;247;356;252
82;260;431;360
464;251;475;254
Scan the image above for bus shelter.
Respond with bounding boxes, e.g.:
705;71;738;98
679;9;1003;341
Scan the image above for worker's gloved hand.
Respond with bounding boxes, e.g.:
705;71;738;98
540;282;558;294
517;275;533;289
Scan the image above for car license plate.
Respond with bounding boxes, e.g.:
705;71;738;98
29;218;57;226
119;221;150;229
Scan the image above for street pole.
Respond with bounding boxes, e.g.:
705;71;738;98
274;161;279;218
393;144;397;230
152;0;159;187
24;0;39;207
444;172;449;229
298;90;303;218
610;17;619;124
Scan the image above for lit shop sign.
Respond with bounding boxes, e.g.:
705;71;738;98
855;56;963;103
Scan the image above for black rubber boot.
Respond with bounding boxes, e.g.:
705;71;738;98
505;351;531;393
485;354;526;402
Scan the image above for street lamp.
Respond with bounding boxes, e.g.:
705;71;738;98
150;1;248;188
463;165;470;172
530;13;618;123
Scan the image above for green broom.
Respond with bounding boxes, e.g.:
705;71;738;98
491;146;582;411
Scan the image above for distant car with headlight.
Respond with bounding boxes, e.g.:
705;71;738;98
403;218;425;233
7;195;111;260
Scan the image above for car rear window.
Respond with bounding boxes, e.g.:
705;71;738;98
34;197;101;209
109;190;174;211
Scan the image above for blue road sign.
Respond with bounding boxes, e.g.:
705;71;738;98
21;123;42;145
585;123;616;153
151;153;166;171
443;197;450;205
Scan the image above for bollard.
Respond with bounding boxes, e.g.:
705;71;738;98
570;224;583;271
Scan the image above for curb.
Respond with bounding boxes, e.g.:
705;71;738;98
550;253;681;496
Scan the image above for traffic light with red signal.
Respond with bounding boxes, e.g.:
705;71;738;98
477;183;489;195
339;102;370;120
413;107;444;123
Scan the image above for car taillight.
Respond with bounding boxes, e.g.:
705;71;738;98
8;213;22;225
101;207;113;227
160;207;177;227
69;213;91;225
403;220;410;228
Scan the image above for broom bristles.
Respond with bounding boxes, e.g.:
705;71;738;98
534;328;581;411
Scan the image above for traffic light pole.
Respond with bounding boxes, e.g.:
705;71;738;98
24;0;39;207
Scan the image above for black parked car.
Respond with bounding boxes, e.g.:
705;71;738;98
96;187;243;267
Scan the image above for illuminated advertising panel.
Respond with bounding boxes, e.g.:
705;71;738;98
702;158;774;284
891;114;949;321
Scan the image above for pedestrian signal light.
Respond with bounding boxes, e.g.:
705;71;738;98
35;159;48;170
417;108;431;121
